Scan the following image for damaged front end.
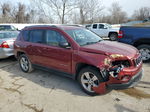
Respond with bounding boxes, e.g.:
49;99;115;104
93;54;143;94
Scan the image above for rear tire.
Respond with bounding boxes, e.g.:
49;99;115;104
137;44;150;62
19;54;34;73
78;67;104;96
109;33;118;41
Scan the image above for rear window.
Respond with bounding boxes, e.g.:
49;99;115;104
0;32;19;39
0;25;16;31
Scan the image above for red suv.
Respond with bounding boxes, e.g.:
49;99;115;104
14;25;143;96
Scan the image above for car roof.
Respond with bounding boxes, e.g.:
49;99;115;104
23;24;83;31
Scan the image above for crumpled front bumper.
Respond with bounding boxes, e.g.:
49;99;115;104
107;69;143;89
93;65;143;94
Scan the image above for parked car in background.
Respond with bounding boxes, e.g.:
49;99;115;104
0;25;17;31
85;24;92;29
0;31;19;59
118;26;150;62
88;23;120;41
14;25;142;96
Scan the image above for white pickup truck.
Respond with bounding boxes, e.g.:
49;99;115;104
87;23;120;41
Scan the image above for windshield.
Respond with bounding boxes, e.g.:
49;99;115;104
65;29;102;46
0;32;19;39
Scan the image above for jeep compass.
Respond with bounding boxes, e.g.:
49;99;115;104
14;25;143;96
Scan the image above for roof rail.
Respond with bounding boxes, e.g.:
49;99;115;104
60;24;83;27
24;25;57;29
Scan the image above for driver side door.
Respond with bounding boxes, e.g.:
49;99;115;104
41;29;73;74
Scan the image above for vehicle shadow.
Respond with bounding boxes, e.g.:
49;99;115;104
1;63;85;96
140;81;150;85
0;58;110;97
114;104;136;112
0;56;16;62
137;81;150;89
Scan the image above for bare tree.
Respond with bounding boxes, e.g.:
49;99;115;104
77;0;103;24
30;0;54;23
98;14;112;23
109;2;127;24
16;3;26;23
88;0;104;23
0;3;12;23
24;8;41;23
1;3;11;16
31;0;76;24
77;0;89;24
133;7;150;20
0;1;53;23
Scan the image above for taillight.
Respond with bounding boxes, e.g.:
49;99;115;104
0;42;10;48
118;31;123;38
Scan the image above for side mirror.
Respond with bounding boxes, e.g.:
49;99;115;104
59;42;71;49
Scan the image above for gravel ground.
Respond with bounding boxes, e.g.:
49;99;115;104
0;57;150;112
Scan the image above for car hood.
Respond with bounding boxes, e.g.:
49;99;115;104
80;41;138;59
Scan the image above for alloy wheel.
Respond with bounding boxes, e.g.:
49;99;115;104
20;57;29;71
139;48;150;61
81;72;99;92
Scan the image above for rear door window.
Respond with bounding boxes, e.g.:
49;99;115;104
29;30;45;44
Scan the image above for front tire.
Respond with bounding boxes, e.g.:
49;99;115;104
138;44;150;62
19;54;34;73
78;67;104;96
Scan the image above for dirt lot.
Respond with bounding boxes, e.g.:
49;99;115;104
0;57;150;112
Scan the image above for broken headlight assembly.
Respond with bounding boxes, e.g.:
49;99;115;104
112;60;131;68
109;65;124;78
102;55;131;80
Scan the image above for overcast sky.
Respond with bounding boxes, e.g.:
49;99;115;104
1;0;150;16
102;0;150;16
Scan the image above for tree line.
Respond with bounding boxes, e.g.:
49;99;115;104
0;0;150;24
